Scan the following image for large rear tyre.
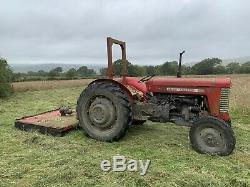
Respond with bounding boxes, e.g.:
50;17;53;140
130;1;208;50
189;116;236;156
77;82;132;142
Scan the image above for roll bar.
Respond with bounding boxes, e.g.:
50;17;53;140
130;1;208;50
106;37;127;79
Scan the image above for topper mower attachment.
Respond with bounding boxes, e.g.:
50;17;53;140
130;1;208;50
15;108;78;136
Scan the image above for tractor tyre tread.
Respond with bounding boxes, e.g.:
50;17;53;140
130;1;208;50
189;116;236;156
76;81;132;142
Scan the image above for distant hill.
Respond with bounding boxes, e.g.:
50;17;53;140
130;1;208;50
9;63;105;74
222;56;250;65
9;56;250;73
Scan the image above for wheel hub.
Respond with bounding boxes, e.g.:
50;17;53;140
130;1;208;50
200;128;224;148
89;97;116;128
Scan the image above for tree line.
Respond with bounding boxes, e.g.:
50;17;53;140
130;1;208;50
9;58;250;83
0;58;13;97
1;57;250;97
13;66;96;82
100;58;250;77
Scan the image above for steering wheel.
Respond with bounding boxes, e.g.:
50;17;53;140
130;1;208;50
138;75;155;83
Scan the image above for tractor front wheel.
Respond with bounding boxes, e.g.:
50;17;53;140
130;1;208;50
77;82;132;142
189;116;236;156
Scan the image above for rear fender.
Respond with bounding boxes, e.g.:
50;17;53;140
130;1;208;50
88;79;133;101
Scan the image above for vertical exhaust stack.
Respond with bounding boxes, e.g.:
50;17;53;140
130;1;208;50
177;50;185;78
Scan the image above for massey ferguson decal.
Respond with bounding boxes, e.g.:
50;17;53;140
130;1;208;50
160;87;205;93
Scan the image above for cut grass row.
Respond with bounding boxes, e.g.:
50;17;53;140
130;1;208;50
0;86;249;186
0;75;249;186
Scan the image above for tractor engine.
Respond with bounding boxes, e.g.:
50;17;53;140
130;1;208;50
148;93;206;126
134;93;208;126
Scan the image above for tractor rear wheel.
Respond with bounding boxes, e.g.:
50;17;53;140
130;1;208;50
77;82;132;142
189;116;236;156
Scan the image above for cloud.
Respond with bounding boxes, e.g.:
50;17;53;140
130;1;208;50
0;0;249;65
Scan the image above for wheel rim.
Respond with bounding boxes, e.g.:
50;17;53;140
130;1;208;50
198;127;226;151
88;97;116;129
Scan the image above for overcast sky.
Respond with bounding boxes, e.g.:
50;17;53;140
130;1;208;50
0;0;249;65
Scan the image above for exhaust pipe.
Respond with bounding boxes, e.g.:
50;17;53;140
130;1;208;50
177;50;185;78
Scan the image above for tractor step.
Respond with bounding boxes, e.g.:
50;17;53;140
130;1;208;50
15;109;78;136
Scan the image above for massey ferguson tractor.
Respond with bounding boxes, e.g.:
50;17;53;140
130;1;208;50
76;37;236;156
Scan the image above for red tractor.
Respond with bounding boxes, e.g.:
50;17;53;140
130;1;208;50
77;37;236;156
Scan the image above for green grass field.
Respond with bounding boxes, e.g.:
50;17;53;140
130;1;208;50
0;86;250;187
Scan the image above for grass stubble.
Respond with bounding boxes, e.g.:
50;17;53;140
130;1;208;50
0;75;249;186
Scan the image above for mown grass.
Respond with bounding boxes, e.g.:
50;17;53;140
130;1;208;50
0;76;250;186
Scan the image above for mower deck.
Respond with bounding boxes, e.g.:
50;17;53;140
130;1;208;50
15;109;78;136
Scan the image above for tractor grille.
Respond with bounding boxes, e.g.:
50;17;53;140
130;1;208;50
220;88;230;113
